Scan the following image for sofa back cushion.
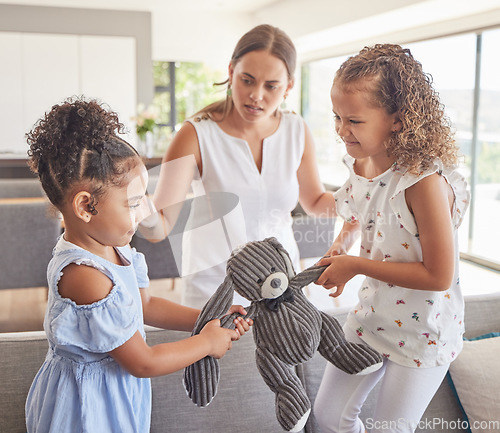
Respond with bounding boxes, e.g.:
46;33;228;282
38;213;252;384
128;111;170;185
147;328;306;433
0;199;61;289
0;328;306;433
0;332;48;433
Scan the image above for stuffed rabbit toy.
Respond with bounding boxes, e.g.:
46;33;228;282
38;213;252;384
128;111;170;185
184;237;383;432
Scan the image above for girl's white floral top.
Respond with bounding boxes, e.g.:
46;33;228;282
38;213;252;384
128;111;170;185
335;155;470;368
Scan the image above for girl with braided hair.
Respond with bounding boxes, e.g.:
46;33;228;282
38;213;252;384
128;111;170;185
313;44;469;432
25;97;251;433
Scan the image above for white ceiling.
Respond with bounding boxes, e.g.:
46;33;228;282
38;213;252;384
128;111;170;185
0;0;283;13
2;0;500;64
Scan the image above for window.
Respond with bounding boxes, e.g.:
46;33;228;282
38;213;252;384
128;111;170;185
467;29;500;265
302;29;500;269
301;57;348;187
152;61;224;156
153;61;175;132
404;34;476;258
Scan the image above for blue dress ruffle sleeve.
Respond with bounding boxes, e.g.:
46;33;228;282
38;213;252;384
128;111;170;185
49;279;140;353
131;245;150;289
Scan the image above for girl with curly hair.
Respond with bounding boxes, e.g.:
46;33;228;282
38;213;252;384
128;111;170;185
313;44;470;432
25;97;251;433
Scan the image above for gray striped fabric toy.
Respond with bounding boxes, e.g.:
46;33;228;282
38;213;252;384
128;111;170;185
183;237;383;432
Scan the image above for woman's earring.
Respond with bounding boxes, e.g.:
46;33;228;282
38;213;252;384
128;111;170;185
227;85;232;98
280;93;288;110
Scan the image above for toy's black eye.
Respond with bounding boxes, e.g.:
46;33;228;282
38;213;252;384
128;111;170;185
257;278;262;284
270;267;276;272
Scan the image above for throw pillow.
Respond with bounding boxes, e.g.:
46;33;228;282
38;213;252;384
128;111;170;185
448;332;500;433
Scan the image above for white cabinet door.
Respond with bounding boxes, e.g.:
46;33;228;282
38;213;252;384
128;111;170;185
22;33;80;141
0;32;137;155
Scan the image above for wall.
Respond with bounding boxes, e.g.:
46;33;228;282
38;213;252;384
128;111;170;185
0;4;152;103
151;7;254;70
0;4;152;155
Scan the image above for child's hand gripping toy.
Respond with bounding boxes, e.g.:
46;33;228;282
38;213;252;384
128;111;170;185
183;237;383;432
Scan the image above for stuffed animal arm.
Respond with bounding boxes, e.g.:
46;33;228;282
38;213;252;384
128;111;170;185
183;237;383;431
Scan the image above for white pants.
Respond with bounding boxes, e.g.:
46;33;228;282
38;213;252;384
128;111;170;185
313;327;449;433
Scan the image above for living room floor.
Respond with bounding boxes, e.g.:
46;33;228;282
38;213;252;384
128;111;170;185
1;259;499;333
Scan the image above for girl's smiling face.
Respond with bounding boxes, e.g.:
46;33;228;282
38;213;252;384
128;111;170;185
331;80;401;166
229;50;293;123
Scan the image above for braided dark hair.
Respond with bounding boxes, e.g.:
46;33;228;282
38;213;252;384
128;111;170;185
27;96;141;209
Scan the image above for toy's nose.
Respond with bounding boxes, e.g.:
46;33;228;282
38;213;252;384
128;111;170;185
270;278;282;288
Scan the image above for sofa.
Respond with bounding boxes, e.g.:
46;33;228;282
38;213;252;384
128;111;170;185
1;291;499;433
0;198;61;290
0;178;45;199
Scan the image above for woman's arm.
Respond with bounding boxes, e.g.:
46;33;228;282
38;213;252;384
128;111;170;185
296;121;336;218
316;173;455;295
137;122;202;242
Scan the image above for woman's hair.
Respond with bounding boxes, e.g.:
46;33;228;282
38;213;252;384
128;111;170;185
194;24;296;121
334;44;458;173
27;96;141;209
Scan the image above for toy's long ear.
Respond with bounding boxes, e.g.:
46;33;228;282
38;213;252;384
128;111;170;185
185;274;234;408
184;356;220;407
278;249;295;279
192;274;235;335
292;264;328;288
264;236;295;279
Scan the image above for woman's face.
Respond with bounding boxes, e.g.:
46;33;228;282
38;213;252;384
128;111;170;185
228;50;293;124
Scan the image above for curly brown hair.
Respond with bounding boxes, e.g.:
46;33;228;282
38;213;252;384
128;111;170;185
27;96;141;209
334;44;458;174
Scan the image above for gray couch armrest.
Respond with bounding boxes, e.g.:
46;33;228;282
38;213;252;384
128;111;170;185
463;292;500;338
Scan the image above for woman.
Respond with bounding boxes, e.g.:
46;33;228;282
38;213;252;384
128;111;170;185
141;24;336;308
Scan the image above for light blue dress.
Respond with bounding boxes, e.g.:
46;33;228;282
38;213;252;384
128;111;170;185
26;236;152;433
